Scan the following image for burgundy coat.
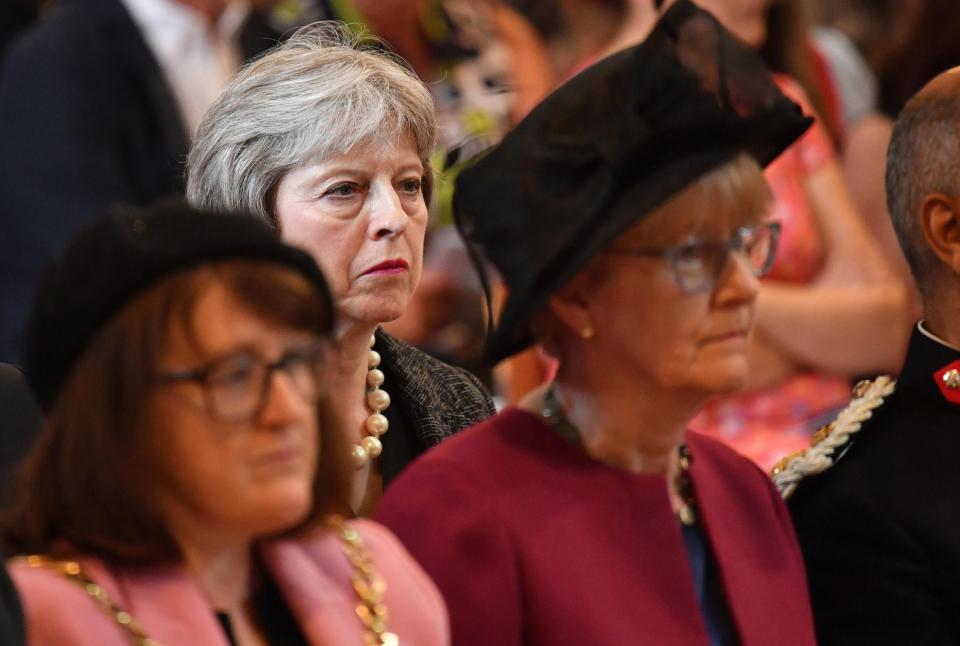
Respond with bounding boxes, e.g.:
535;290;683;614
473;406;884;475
376;409;816;645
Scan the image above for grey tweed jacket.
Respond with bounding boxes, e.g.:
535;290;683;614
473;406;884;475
375;329;495;481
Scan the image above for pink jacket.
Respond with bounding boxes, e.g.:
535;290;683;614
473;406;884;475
10;519;449;645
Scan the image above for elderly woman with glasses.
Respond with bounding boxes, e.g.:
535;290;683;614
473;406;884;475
3;202;448;645
376;3;817;645
185;24;495;515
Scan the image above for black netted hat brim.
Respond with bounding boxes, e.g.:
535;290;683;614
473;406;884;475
22;200;334;411
454;0;813;365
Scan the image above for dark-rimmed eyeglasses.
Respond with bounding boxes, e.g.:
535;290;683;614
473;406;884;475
157;340;330;423
605;221;781;293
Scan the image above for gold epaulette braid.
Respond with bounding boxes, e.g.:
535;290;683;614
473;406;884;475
771;376;896;499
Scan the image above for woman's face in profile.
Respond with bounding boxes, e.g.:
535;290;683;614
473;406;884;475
148;280;322;542
584;179;765;396
273;136;428;330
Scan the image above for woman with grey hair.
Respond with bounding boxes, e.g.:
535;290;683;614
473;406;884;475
186;23;495;515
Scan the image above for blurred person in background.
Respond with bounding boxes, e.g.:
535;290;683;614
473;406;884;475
812;0;959;296
873;0;960;119
813;0;910;85
376;3;817;644
3;202;448;646
797;0;917;300
506;0;630;81
187;24;495;515
0;0;285;365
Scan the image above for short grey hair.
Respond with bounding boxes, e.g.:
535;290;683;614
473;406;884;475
886;85;960;295
186;22;438;226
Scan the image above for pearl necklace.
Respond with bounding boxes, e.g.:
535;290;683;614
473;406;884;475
352;334;390;469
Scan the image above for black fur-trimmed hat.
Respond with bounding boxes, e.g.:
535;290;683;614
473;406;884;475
21;199;334;411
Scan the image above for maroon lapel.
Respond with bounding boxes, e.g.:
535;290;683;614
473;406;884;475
686;432;816;645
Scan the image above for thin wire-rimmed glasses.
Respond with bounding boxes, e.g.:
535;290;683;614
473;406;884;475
157;340;330;423
606;221;781;293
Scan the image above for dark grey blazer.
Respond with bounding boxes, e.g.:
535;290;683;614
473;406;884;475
376;330;495;483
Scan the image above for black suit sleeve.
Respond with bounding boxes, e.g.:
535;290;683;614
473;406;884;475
0;17;172;361
0;563;23;646
792;484;954;646
0;28;142;240
0;364;41;497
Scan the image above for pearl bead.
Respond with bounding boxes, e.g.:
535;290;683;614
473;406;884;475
366;413;389;436
361;436;383;458
351;444;370;468
366;388;391;412
367;368;385;388
355;334;389;469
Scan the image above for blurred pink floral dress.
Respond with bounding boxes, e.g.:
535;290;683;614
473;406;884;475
689;76;852;470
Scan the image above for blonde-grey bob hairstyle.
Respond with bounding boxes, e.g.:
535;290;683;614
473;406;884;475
186;22;439;226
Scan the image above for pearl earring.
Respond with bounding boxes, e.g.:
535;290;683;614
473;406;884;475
580;324;595;339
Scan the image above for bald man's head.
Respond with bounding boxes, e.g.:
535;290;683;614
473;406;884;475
886;67;960;297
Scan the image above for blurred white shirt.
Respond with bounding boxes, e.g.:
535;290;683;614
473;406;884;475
120;0;250;137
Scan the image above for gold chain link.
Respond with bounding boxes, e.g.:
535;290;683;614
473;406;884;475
327;516;398;646
15;555;160;646
18;520;398;646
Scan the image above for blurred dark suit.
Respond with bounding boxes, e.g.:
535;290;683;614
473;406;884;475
0;0;279;363
0;0;40;60
0;562;22;646
0;364;29;644
0;363;41;499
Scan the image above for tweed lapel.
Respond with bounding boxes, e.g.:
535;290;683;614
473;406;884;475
374;329;494;449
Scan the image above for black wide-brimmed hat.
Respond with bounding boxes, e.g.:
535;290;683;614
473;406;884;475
22;200;334;412
454;0;813;365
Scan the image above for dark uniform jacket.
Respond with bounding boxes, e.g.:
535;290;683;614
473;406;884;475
787;326;960;645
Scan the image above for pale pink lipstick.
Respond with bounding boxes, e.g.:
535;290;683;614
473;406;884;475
362;259;409;276
253;446;301;473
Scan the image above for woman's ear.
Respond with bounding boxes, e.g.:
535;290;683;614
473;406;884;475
546;271;597;341
920;193;960;273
